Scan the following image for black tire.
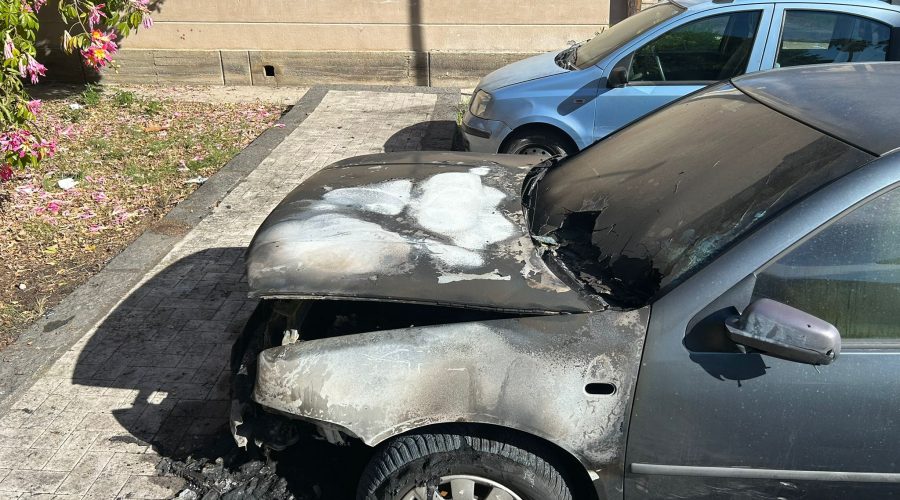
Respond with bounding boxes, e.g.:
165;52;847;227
501;129;577;158
357;429;574;500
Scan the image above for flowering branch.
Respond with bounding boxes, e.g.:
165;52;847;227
0;0;152;182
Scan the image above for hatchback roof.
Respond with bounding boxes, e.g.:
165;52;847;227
732;63;900;156
675;0;898;9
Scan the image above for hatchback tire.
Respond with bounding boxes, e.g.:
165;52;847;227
501;130;577;158
357;429;574;500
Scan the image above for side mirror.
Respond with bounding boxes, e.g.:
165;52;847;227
725;298;841;365
607;66;628;88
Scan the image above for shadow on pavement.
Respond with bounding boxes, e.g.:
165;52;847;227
384;119;463;152
73;247;367;498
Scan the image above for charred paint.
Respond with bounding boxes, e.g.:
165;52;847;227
246;152;599;313
249;305;649;472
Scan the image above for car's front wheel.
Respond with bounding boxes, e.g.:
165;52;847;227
500;129;577;158
357;429;575;500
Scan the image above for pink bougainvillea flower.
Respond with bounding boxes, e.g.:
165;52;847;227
90;29;114;44
32;0;46;12
82;46;111;68
125;0;153;28
0;165;13;182
3;34;13;60
89;224;102;233
26;99;41;115
0;129;57;166
35;138;56;160
92;191;107;202
82;30;118;68
25;55;46;84
47;201;61;213
87;3;107;28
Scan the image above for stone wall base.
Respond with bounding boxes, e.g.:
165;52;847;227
55;49;542;88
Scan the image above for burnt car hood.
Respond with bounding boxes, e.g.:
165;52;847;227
246;152;597;313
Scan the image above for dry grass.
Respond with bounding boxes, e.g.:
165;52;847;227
0;85;283;344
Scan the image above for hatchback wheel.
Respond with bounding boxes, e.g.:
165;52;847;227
501;130;576;158
357;430;574;500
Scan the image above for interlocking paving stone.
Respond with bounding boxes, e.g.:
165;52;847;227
0;87;454;497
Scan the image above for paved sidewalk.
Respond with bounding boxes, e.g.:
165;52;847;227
0;86;459;499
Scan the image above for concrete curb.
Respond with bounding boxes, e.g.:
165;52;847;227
0;84;459;414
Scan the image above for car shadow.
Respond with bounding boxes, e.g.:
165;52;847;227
383;119;464;152
71;247;366;497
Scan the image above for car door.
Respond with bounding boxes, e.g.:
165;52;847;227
625;159;900;498
592;5;773;140
759;3;900;70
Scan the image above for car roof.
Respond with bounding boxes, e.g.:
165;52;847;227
732;63;900;156
674;0;899;10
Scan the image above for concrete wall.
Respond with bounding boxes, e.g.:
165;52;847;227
40;0;663;87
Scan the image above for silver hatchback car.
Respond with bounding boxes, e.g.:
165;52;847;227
462;0;900;156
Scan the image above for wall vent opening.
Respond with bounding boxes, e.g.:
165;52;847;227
264;65;276;77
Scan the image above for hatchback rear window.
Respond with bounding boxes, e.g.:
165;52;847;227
526;84;874;307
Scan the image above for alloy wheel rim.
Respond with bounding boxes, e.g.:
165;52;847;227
517;145;555;157
400;474;523;500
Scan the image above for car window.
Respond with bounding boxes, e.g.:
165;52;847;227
526;83;874;307
777;10;891;67
629;10;762;83
754;187;900;340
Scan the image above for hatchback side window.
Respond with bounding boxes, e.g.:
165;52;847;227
754;187;900;340
777;10;890;67
629;11;762;83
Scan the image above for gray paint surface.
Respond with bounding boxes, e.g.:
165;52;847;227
734;63;900;156
626;153;900;498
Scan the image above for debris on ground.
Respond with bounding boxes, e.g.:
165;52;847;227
57;178;77;190
157;432;369;500
184;176;209;185
159;455;296;500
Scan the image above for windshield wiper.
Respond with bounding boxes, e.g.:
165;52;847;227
555;45;579;70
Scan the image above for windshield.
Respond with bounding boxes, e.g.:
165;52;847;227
525;84;874;308
574;3;684;70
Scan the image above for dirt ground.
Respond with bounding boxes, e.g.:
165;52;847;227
0;84;289;345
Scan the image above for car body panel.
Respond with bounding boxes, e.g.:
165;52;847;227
252;308;649;481
477;50;568;91
245;151;598;314
462;0;900;153
626;152;900;497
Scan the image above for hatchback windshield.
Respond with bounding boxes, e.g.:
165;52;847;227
575;3;684;69
525;84;874;308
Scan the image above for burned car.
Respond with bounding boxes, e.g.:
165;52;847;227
233;63;900;500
